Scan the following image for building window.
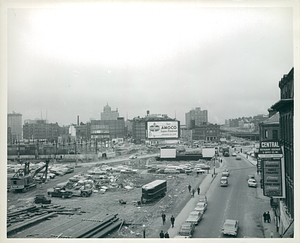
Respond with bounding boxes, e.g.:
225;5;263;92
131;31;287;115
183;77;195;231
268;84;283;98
264;130;269;138
272;130;278;139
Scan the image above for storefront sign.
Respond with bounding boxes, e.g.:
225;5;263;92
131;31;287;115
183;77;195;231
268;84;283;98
258;140;283;198
262;158;283;197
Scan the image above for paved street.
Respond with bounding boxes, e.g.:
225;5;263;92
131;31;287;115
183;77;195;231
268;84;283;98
168;151;274;238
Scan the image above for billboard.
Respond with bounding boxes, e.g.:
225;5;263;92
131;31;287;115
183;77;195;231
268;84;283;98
146;121;179;139
160;148;176;158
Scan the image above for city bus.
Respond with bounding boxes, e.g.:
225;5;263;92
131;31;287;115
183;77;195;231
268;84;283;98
141;180;167;203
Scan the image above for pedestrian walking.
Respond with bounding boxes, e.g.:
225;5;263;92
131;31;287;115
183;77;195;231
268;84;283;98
188;184;191;193
263;212;267;223
170;215;175;228
192;188;195;197
164;232;170;238
161;213;166;225
197;187;200;195
159;230;164;238
267;211;271;223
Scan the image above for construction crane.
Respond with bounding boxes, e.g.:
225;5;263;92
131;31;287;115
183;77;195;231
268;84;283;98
10;160;50;192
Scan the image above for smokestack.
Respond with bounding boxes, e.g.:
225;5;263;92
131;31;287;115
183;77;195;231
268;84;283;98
77;115;79;126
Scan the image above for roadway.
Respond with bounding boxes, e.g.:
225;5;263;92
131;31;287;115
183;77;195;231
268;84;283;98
192;154;267;238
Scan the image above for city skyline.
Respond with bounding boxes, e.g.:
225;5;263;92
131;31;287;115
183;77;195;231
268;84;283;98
3;2;295;126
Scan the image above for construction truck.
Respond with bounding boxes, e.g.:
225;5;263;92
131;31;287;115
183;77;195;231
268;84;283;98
10;160;50;192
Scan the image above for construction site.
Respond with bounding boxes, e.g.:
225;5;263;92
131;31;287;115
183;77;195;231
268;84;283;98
7;145;214;238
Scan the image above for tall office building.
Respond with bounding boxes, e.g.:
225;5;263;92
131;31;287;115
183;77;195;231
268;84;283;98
7;112;23;142
101;104;119;120
185;107;208;129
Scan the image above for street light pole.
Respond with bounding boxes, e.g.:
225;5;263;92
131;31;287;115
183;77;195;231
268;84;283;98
143;225;146;238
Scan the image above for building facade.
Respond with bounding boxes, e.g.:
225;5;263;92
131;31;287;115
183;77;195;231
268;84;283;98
90;118;125;141
271;67;294;237
185;107;208;129
23;119;60;142
191;123;220;141
259;110;280;142
7;112;23;142
101;104;119;120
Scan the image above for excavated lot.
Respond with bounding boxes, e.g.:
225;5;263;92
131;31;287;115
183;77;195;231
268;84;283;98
7;156;209;238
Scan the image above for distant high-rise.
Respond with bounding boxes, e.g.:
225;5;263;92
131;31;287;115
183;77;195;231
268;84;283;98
185;107;208;129
7;112;22;142
101;104;119;120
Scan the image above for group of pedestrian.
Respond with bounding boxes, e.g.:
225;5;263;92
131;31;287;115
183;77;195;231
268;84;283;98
263;211;271;223
159;230;169;238
161;213;175;227
188;184;200;197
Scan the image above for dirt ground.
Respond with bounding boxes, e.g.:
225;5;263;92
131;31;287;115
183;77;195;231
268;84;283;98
7;157;210;238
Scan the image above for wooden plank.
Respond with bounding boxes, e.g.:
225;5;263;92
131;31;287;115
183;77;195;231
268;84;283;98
81;218;119;238
91;220;122;238
7;212;57;236
73;215;118;238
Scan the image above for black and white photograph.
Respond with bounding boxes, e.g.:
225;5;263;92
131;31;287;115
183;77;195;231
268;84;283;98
1;0;298;241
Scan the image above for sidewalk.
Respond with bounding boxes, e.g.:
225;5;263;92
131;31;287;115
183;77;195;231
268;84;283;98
240;150;280;238
167;160;225;237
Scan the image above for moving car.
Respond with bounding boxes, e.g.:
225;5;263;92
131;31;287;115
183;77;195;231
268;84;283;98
185;211;203;225
220;177;228;187
129;155;138;159
232;152;237;157
221;219;239;236
194;202;207;213
248;178;257;188
178;222;195;238
222;170;230;177
247;174;255;181
236;156;241;160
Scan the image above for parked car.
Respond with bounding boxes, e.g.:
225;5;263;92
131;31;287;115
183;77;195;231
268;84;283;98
178;222;195;238
198;195;207;204
185;168;192;174
232;152;237;157
164;168;180;174
147;167;158;173
185;211;203;225
120;169;138;174
193;168;206;174
47;188;73;198
247;174;255;181
221;219;239;236
248;178;257;188
194;202;207;213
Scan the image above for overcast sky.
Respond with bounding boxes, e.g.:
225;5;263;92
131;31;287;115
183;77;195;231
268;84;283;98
6;2;294;126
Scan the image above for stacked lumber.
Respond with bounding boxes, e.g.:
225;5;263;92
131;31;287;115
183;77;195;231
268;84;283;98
38;213;123;238
7;204;86;236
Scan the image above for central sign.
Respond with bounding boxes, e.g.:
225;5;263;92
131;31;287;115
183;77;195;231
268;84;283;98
258;140;284;198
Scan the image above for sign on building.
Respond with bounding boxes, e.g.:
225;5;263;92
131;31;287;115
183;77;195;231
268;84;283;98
258;140;285;198
146;121;179;139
